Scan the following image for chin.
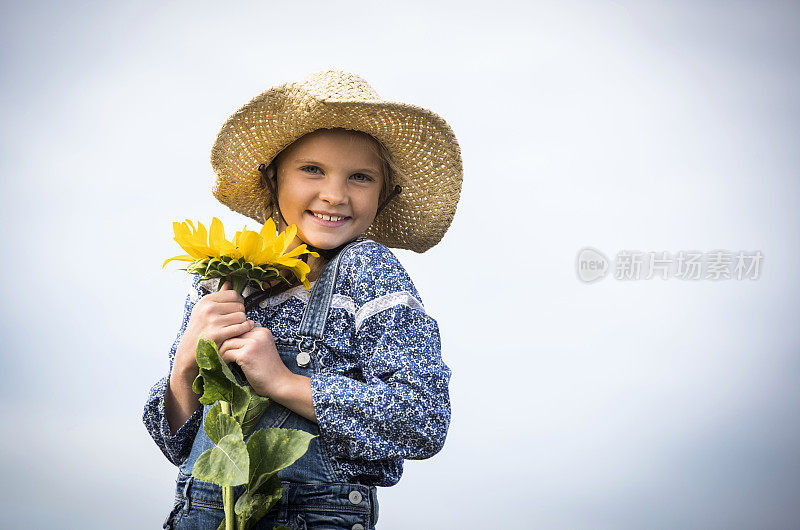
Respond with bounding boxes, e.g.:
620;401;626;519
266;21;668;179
315;239;350;250
301;233;349;250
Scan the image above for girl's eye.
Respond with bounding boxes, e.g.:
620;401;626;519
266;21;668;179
351;173;374;183
301;165;322;174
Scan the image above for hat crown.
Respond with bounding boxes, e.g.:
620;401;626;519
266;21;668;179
296;69;383;103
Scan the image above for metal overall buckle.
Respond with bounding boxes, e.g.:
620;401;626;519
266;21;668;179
295;334;317;368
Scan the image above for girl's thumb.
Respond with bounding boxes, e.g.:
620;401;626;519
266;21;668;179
220;280;231;290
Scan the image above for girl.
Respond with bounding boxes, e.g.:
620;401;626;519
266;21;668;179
143;70;463;529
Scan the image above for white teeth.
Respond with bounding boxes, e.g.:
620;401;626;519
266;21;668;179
313;213;344;222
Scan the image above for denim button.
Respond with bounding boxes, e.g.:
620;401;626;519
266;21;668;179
296;351;311;367
348;490;363;504
351;525;364;530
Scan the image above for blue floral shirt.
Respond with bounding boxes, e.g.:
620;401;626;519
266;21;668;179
142;240;452;487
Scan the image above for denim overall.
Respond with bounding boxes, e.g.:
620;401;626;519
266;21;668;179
164;240;379;530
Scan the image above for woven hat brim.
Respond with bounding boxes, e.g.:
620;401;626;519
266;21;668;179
210;82;463;253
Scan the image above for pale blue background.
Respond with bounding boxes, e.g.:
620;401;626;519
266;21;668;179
1;1;799;528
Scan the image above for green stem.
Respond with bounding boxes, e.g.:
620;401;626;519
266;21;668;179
220;400;235;530
230;274;248;296
216;274;247;296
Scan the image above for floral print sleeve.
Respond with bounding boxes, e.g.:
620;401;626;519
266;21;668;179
309;242;452;462
142;280;205;466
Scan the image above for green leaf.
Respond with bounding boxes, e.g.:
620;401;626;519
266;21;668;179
194;339;240;405
186;263;205;275
231;384;271;438
204;403;243;445
192;339;272;437
234;476;283;530
258;266;280;277
246;428;316;495
192;371;204;396
193;433;250;487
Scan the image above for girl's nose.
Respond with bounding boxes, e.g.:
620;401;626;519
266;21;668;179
318;176;347;205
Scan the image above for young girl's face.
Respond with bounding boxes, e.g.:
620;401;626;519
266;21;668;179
275;129;383;250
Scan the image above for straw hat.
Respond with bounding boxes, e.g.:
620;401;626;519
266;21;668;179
210;69;463;253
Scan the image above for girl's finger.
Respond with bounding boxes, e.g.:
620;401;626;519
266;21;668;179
219;345;242;364
211;283;244;303
220;320;255;343
219;337;241;357
214;301;247;315
217;312;248;327
225;335;247;347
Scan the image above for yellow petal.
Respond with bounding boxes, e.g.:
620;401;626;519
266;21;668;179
173;222;194;243
195;221;210;252
173;235;206;259
281;225;298;253
282;244;312;260
292;260;311;276
275;257;301;268
260;218;278;241
209;217;236;256
209;217;226;248
172;219;220;258
162;254;195;268
238;229;261;262
251;246;279;265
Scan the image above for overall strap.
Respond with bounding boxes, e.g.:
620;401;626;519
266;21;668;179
297;238;368;340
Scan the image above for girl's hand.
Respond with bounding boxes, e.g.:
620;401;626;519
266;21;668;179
174;281;255;381
218;325;294;399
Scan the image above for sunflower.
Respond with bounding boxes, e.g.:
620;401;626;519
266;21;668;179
163;217;318;292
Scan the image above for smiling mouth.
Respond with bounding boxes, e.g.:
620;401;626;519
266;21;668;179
311;212;349;222
307;211;351;226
